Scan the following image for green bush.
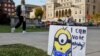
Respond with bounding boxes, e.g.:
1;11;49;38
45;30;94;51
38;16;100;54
88;22;93;26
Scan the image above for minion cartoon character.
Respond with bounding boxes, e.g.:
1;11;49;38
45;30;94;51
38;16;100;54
52;28;72;56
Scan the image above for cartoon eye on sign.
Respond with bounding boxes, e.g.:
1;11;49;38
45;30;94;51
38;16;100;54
52;28;72;56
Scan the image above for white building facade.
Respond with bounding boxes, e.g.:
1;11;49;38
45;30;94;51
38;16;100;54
46;0;100;23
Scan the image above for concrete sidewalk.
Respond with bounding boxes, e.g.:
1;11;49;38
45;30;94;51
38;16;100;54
0;32;48;51
0;29;100;56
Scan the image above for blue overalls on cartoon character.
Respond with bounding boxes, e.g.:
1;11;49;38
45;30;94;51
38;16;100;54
53;48;71;56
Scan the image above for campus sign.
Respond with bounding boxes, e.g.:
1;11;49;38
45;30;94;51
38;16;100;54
48;25;87;56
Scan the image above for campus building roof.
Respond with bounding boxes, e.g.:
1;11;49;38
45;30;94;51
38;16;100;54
0;0;14;4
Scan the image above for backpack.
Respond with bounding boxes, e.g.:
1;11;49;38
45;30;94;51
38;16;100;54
16;5;21;16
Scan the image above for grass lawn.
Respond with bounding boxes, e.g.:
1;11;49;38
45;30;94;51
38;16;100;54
0;25;48;33
0;44;49;56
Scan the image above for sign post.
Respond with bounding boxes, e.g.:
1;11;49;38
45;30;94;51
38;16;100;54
48;25;87;56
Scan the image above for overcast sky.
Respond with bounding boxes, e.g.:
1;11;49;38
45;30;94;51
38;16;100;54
13;0;46;6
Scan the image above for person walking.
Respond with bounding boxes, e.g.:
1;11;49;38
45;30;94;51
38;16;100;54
11;0;26;33
65;16;75;26
68;17;75;26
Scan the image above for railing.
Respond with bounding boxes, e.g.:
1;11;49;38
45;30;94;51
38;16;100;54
10;16;35;28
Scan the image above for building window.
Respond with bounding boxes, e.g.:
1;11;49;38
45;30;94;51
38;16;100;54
12;9;14;12
8;13;11;15
64;4;66;6
56;11;58;17
93;5;95;14
75;0;81;3
87;0;89;2
68;9;71;16
83;18;84;21
93;0;95;3
75;19;77;22
8;9;11;12
48;14;49;17
87;10;89;15
67;3;69;6
51;14;52;17
48;5;51;8
64;0;66;2
75;11;77;14
5;8;7;11
5;4;7;7
79;19;81;22
65;9;67;16
80;10;81;14
59;11;61;17
8;4;11;7
8;0;11;2
12;5;14;7
87;4;90;15
62;10;64;17
61;0;63;3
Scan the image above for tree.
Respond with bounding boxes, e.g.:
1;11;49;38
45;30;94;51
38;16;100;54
35;8;44;20
92;13;100;25
0;7;10;25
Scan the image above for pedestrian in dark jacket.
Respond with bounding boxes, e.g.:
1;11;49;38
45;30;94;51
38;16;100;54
11;0;26;33
67;17;75;26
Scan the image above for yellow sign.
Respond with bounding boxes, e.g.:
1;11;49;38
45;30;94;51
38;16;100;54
53;28;72;56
